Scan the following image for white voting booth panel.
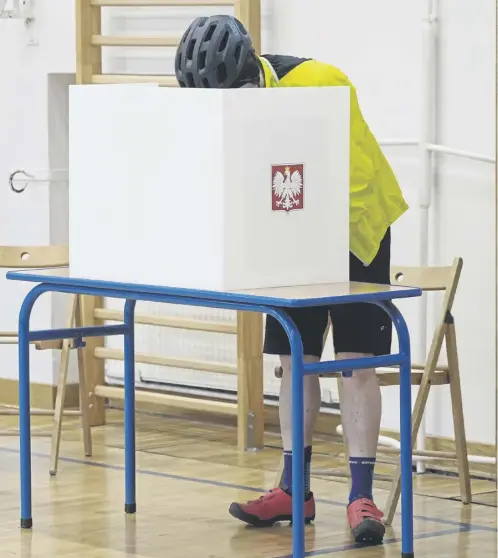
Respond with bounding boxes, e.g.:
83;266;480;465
69;84;350;291
69;83;349;400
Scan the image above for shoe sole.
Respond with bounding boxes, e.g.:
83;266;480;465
351;519;386;545
229;503;315;528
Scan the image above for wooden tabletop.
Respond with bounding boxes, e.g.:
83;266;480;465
6;267;422;308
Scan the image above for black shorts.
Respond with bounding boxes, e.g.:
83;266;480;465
263;229;392;357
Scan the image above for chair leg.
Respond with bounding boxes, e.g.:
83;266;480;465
446;320;472;504
75;295;92;457
383;324;445;525
236;312;264;451
50;295;78;476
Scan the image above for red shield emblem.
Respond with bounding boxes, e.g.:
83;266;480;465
271;164;304;212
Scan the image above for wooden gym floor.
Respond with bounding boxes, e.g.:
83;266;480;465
0;409;495;558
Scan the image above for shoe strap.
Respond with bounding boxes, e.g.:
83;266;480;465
248;489;277;505
354;498;384;519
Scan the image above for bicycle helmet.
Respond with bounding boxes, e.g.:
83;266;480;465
175;15;261;88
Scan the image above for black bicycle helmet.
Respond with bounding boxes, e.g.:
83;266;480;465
175;15;261;88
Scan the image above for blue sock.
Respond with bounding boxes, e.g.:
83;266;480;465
281;446;312;499
349;457;375;503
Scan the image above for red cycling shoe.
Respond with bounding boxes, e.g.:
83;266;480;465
229;488;316;527
347;497;385;545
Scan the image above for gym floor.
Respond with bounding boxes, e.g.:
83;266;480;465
0;410;495;557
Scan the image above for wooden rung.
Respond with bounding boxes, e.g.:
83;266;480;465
35;340;77;350
94;347;237;375
92;35;181;47
273;366;449;383
274;366;344;379
380;363;449;372
3;339;67;347
379;446;458;460
94;308;237;335
3;338;78;349
91;0;234;6
0;409;81;416
377;370;450;386
0;331;17;337
92;74;178;86
35;308;238;350
94;384;237;415
0;431;52;437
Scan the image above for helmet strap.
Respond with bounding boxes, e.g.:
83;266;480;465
258;56;279;87
232;49;261;88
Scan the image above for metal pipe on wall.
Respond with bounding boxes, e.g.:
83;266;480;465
379;141;495;165
427;143;495;164
413;0;439;474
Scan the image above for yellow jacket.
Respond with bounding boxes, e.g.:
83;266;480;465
260;55;408;265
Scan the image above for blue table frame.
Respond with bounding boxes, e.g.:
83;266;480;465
7;269;421;558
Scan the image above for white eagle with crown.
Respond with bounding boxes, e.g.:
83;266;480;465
272;166;303;211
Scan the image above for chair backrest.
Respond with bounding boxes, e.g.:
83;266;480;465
390;257;463;316
0;245;69;269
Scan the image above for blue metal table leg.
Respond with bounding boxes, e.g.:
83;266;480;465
123;299;137;514
271;308;306;558
379;301;414;557
399;353;414;557
290;339;305;558
18;285;47;529
19;301;33;528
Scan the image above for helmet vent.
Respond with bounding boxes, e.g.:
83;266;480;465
186;72;195;88
216;63;228;85
219;31;229;53
234;43;242;64
205;24;216;42
186;39;196;61
199;50;207;70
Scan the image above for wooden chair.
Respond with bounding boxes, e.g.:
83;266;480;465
0;245;92;475
273;258;471;525
378;257;471;524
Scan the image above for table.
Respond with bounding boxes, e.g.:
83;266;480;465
7;268;421;558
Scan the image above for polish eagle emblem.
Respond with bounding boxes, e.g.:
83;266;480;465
271;164;304;212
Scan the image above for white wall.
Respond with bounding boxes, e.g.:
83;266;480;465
428;0;495;444
0;1;76;383
0;1;495;444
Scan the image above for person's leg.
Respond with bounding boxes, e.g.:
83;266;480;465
329;228;392;544
338;354;381;502
228;307;328;527
278;354;321;499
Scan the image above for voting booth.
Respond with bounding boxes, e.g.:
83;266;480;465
69;84;350;291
